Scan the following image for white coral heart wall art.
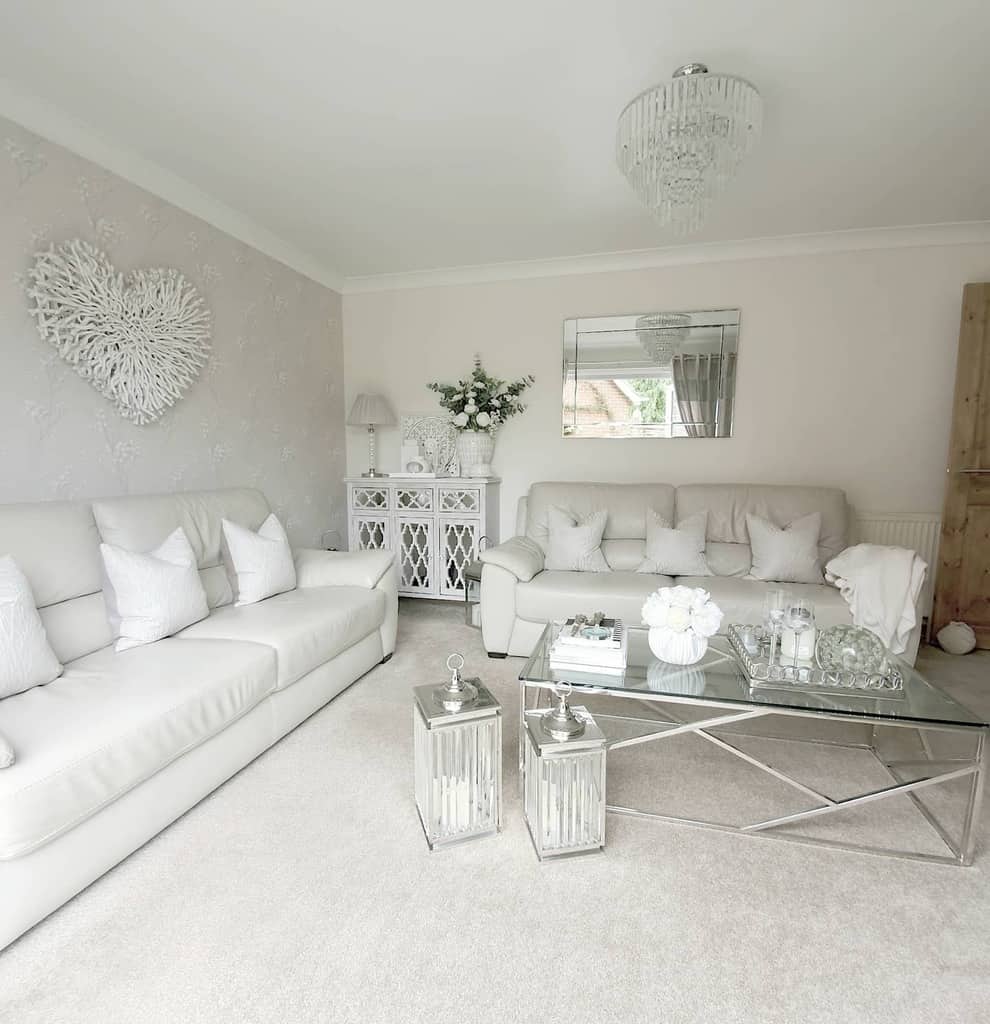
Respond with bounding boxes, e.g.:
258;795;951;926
26;239;212;425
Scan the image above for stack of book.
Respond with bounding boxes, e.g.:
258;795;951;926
549;618;627;675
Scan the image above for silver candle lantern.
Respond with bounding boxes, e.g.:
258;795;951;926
523;685;607;860
414;653;502;850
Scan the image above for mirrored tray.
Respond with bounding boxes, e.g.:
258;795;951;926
726;624;905;700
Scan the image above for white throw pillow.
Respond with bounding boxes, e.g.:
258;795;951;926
101;528;209;652
636;510;712;576
545;506;610;572
0;555;63;698
747;512;824;584
222;513;297;606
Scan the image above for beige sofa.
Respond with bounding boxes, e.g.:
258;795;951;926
480;481;922;664
0;487;397;950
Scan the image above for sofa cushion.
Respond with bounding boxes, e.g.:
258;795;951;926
516;571;675;625
0;638;276;860
179;585;386;689
675;576;853;631
526;483;675;552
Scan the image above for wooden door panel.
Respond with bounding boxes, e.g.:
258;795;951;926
933;282;990;647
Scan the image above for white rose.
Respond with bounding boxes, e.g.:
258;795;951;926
641;592;670;628
690;588;711;611
464;403;478;414
666;606;691;632
491;398;501;407
669;586;696;609
475;411;491;427
690;602;723;638
453;412;469;427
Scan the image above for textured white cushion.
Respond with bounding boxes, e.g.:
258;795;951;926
180;585;387;689
0;732;12;769
545;507;610;572
0;637;276;859
100;528;209;652
0;556;63;699
222;514;297;606
637;511;712;576
746;512;824;584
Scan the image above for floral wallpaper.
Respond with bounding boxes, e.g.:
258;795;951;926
0;116;345;546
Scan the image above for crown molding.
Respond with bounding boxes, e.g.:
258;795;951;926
0;79;345;293
342;221;990;294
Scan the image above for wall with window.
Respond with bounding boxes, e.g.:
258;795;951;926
344;242;990;539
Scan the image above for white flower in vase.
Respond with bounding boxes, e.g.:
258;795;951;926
642;585;723;665
453;412;469;427
475;411;491;428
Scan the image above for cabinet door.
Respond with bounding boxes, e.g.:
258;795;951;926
396;516;436;597
438;518;480;598
350;514;390;553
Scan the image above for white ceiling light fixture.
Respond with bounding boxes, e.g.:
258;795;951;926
636;313;691;365
616;62;763;234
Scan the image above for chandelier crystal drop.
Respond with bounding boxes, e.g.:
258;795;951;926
636;313;691;365
616;62;762;234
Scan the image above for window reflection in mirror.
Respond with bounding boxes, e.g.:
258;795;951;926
562;310;739;438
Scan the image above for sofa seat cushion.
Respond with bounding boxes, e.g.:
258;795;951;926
675;577;853;631
516;571;675;625
0;638;276;860
179;585;386;689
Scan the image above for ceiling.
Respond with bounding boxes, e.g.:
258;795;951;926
1;0;988;286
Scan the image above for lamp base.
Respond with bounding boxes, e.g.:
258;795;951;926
361;469;388;478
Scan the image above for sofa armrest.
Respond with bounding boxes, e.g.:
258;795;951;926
480;536;544;583
294;548;395;590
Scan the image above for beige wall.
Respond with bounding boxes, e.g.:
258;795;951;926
344;244;990;540
1;116;346;546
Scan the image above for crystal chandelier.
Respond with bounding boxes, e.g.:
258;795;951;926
636;313;691;365
616;62;762;233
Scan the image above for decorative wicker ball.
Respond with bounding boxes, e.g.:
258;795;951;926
937;621;977;656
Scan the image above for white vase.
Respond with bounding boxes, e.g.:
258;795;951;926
456;430;495;477
648;627;708;665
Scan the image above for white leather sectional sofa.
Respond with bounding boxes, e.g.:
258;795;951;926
480;481;922;663
0;487;397;950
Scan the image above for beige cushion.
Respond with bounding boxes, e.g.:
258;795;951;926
0;637;276;860
545;507;609;572
675;576;853;632
637;511;711;576
675;484;848;565
179;585;386;689
222;514;297;606
526;482;675;552
747;512;824;584
516;570;675;625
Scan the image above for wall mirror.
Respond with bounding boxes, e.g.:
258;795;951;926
562;309;740;438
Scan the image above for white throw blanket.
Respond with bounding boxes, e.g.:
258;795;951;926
825;544;927;655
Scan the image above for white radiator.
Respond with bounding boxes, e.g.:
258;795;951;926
850;511;942;618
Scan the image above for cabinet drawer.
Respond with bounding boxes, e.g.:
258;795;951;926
394;486;434;512
351;485;390;511
438;487;481;514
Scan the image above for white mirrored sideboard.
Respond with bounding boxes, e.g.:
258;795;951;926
345;477;500;601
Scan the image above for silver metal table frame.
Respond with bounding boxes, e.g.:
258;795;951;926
518;676;988;866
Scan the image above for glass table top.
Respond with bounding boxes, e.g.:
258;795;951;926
520;625;987;729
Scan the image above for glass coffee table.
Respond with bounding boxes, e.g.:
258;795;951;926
520;624;988;865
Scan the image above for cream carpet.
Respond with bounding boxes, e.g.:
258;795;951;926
2;602;988;1024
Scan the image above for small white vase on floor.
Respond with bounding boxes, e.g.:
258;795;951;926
456;430;495;477
648;627;708;665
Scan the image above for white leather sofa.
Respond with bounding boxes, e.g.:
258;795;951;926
0;487;397;950
480;482;922;663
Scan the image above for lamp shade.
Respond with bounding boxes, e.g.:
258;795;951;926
347;393;396;427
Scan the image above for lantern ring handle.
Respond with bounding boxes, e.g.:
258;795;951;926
446;653;465;674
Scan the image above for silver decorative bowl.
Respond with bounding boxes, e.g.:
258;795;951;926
815;625;888;676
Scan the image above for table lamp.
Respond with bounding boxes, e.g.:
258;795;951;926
347;393;396;478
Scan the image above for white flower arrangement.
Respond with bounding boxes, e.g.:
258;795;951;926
428;356;533;435
642;586;723;637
